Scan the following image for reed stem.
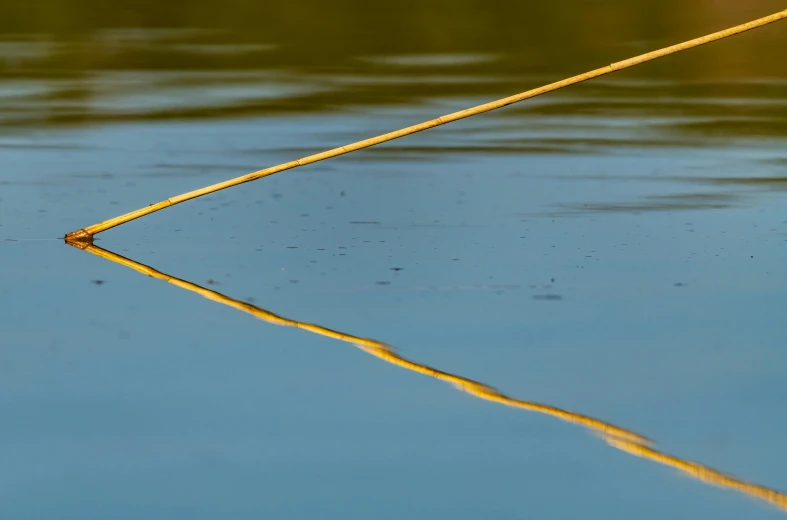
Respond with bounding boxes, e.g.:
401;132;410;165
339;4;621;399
65;8;787;242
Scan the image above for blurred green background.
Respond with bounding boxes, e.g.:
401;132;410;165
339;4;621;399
1;1;785;131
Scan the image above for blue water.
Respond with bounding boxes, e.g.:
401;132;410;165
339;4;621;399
1;9;786;518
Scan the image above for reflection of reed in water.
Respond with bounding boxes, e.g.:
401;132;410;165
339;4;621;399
607;438;786;510
67;240;786;513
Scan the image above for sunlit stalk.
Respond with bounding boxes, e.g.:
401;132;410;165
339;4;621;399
65;8;787;242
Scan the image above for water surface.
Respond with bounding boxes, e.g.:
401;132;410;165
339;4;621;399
1;1;786;518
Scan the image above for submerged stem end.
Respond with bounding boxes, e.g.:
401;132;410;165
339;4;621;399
64;229;94;248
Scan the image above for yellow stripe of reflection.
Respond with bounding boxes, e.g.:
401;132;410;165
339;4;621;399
75;243;786;512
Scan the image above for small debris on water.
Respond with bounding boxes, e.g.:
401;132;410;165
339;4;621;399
532;294;562;301
91;280;105;285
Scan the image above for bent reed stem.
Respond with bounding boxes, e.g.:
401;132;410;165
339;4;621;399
65;8;787;241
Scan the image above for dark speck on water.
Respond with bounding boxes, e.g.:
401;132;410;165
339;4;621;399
532;294;563;301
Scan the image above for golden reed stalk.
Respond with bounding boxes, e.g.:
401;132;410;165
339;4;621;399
66;240;787;512
65;8;787;242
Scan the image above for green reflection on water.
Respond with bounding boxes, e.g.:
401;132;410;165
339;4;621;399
1;1;786;136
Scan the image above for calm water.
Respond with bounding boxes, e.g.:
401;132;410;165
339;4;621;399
1;1;786;518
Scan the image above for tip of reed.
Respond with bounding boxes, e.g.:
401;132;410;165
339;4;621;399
64;229;94;248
